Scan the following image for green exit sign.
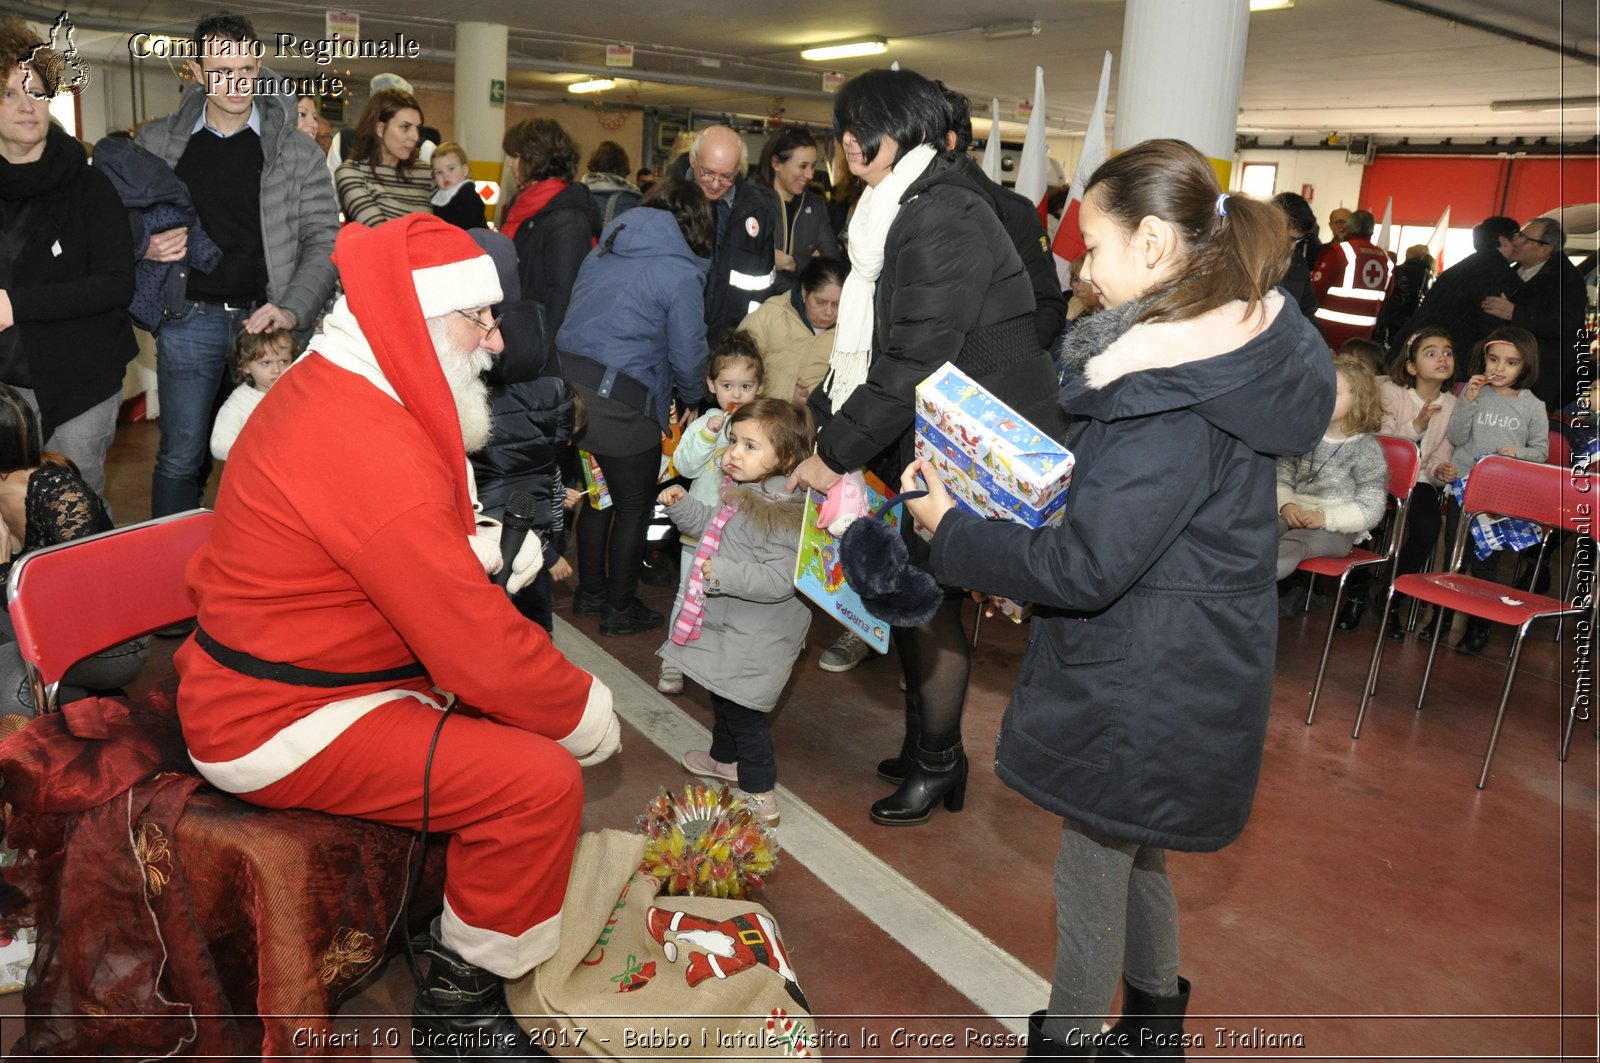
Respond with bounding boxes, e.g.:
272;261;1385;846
489;79;505;105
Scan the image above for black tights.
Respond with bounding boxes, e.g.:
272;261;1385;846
894;597;971;751
576;446;661;610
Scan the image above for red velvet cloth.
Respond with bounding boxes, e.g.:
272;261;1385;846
0;682;445;1058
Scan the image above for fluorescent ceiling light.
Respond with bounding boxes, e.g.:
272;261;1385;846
1249;0;1294;10
1490;96;1600;112
567;78;615;93
981;20;1042;40
801;38;887;62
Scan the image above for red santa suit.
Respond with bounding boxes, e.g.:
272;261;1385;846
175;215;618;979
1311;235;1392;349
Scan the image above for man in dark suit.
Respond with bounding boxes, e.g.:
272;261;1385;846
1483;216;1589;410
1389;215;1520;374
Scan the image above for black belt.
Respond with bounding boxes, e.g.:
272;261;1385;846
563;350;654;419
195;625;428;689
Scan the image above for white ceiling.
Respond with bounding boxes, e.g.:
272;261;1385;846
22;0;1600;143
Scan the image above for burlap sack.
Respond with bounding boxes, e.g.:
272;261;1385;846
507;829;822;1059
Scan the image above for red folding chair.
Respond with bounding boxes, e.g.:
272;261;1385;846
1354;456;1593;788
2;507;443;1055
1298;435;1420;725
1547;428;1573;471
7;508;212;713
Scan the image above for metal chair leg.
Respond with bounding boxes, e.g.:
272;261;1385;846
1478;623;1535;789
1305;577;1349;725
1353;595;1396;738
1415;621;1445;711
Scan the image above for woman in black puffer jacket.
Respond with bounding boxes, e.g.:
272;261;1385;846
788;68;1063;827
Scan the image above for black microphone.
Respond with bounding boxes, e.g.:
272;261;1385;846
494;491;539;591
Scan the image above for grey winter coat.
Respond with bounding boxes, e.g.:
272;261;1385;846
136;76;339;344
658;475;810;711
931;290;1335;852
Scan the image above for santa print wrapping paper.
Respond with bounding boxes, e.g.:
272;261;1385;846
913;364;1075;619
913;363;1074;521
506;830;823;1058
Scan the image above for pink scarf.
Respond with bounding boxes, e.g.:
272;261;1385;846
672;483;738;645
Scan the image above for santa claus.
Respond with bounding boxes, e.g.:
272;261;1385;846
174;213;619;1058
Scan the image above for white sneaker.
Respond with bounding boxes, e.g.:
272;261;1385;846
681;750;739;783
657;664;684;694
733;788;780;825
819;631;870;672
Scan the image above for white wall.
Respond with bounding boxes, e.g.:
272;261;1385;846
1234;147;1369;243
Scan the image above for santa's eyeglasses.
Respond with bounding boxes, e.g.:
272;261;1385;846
453;307;503;340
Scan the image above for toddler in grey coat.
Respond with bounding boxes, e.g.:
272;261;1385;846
657;399;813;824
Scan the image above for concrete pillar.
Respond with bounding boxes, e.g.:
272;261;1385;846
1114;0;1249;187
453;22;508;191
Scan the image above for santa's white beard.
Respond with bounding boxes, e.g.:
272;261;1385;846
446;354;493;454
431;322;494;453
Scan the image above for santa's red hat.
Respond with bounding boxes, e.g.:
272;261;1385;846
332;213;502;534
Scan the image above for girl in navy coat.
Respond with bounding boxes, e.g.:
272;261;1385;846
902;139;1335;1056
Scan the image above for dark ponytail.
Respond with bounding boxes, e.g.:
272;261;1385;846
1084;138;1289;326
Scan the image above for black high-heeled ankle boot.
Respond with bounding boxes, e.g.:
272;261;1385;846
1099;975;1192;1059
876;692;922;784
412;922;550;1060
869;737;966;826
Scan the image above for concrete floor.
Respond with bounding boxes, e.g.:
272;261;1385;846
2;418;1596;1060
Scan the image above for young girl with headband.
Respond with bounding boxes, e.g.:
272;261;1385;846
1421;326;1548;654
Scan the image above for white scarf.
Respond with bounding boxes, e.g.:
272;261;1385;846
822;142;938;408
307;296;402;404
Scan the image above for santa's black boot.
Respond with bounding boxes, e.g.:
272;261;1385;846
411;927;550;1060
1098;976;1192;1059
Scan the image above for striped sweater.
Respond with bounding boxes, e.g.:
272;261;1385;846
334;160;435;226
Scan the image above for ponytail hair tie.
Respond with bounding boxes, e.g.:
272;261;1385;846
1215;193;1230;218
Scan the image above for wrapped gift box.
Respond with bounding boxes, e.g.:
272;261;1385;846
913;364;1074;528
913;365;1075;621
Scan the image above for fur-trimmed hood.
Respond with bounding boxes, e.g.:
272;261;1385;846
721;475;805;539
1059;289;1334;458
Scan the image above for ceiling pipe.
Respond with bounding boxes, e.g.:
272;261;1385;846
1373;0;1597;64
